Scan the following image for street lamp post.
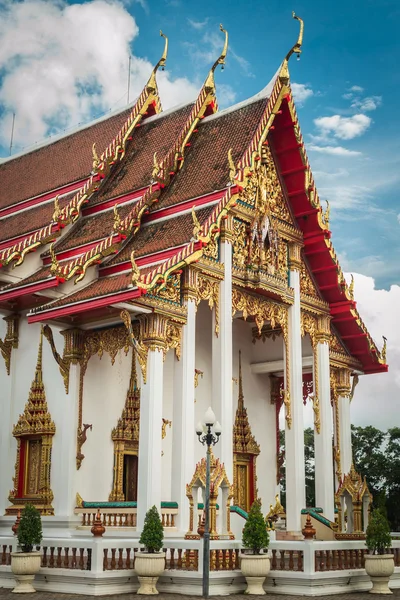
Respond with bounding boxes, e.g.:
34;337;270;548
196;407;222;599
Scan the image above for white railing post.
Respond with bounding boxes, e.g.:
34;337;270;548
91;539;104;574
302;541;315;575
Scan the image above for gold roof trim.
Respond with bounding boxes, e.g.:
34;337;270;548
233;351;260;455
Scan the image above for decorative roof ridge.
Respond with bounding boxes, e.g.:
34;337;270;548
0;31;168;271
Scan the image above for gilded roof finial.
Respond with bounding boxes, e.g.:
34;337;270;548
280;12;304;84
146;30;169;93
191;206;202;241
152;151;160;181
323;200;330;229
113;203;121;232
129;349;139;393
381;336;387;363
52;195;61;222
204;24;229;92
130;250;141;287
348;274;355;300
49;243;60;276
228;148;237;185
92;143;100;173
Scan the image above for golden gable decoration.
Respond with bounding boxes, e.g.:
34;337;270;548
7;328;55;515
335;463;372;537
109;352;140;502
233;351;260;512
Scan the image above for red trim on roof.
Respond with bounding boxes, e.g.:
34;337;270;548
82;185;149;216
0;277;58;301
43;233;123;265
0;223;60;253
145;188;228;223
0;178;87;219
100;244;188;277
27;287;144;322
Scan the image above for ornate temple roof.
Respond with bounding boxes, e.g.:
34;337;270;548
0;19;387;375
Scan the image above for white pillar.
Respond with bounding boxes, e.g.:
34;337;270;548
54;363;79;520
285;245;305;532
0;321;17;515
212;235;233;483
137;315;166;531
172;297;196;533
314;321;335;521
339;394;352;476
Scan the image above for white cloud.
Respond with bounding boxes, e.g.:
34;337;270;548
308;144;362;157
314;114;371;140
0;0;199;153
343;273;400;430
187;17;209;30
351;96;382;112
291;82;313;106
350;85;364;93
398;214;400;225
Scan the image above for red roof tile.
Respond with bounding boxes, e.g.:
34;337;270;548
0;108;131;210
0;266;52;293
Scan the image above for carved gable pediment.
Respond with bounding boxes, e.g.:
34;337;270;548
300;257;323;303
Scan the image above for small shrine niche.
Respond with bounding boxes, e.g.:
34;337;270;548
7;329;55;515
109;353;140;502
185;450;234;540
233;351;260;512
335;464;372;539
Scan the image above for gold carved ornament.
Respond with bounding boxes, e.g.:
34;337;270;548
42;325;71;393
7;328;55;515
196;275;220;336
232;288;292;428
279;11;304;84
300;311;320;434
335;463;372;535
233;351;260;512
109;352;140;501
0;315;19;375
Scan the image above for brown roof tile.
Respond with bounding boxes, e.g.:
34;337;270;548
0;108;131;210
106;206;215;266
0;266;52;293
89;104;194;205
156;98;268;209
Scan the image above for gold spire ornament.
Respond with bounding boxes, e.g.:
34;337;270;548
52;195;61;222
49;243;60;277
323;200;330;229
348;274;355;300
130;250;141;287
152;151;160;181
204;24;228;92
191;206;202;241
228;148;237;185
92;143;100;173
146;30;169;94
113;203;121;232
381;336;387;363
280;12;304;84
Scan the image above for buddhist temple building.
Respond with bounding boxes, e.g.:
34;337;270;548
0;15;390;596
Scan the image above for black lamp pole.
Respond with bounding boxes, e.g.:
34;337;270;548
196;410;221;599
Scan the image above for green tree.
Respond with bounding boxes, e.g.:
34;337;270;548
279;428;315;509
139;506;164;553
242;500;269;554
18;504;42;553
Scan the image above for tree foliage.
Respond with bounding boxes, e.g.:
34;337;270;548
17;504;43;553
279;428;315;510
139;506;164;553
242;500;269;554
366;510;392;555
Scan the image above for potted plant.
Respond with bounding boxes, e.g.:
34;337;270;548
365;509;394;594
240;500;270;595
11;504;43;593
135;506;165;595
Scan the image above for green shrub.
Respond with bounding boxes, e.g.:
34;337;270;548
366;509;392;555
139;506;164;553
17;504;43;553
242;500;269;555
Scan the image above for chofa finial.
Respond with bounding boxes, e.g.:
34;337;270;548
146;30;169;93
204;24;229;92
279;12;304;84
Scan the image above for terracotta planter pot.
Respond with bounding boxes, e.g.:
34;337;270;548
365;554;394;594
135;552;165;595
11;551;42;593
240;553;270;595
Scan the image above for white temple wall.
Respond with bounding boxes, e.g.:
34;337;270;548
76;349;131;502
0;313;16;514
193;301;213;466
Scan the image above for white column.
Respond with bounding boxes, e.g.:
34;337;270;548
212;235;233;483
54;363;79;520
172;297;196;533
285;245;305;532
137;315;166;531
314;323;335;521
0;326;16;515
339;393;352;476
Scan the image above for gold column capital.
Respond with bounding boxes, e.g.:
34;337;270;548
61;327;85;363
182;267;198;303
331;366;352;398
315;314;331;343
288;241;303;271
139;313;170;352
220;213;235;243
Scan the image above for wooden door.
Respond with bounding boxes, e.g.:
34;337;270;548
24;438;42;496
123;454;138;501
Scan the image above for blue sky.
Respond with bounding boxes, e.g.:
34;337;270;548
0;0;398;289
